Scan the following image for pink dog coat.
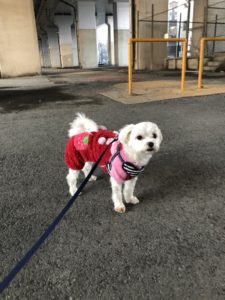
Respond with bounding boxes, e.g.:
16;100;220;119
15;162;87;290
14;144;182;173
65;129;144;183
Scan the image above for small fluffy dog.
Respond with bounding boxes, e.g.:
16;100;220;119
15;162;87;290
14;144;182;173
65;113;163;213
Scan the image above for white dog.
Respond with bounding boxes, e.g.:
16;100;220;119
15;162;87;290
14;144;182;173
65;113;163;213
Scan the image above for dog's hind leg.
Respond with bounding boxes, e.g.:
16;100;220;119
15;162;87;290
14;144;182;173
123;177;139;205
66;168;80;196
82;162;97;181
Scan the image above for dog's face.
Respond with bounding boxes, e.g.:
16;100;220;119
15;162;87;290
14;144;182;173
119;122;163;164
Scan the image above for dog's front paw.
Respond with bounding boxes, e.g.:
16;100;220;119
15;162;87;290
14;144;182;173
125;196;139;205
69;187;77;196
69;187;82;196
89;175;97;181
114;205;126;214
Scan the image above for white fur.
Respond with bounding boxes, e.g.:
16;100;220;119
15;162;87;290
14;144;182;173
66;113;163;213
68;113;98;138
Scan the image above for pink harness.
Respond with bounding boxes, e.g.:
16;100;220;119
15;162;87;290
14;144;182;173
106;140;144;184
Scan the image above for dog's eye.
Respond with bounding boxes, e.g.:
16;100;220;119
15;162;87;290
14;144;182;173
136;135;143;140
153;133;157;139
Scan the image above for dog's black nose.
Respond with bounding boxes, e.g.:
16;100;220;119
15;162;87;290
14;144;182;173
148;142;154;148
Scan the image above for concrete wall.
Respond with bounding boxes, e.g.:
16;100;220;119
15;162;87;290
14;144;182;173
207;0;225;54
135;0;168;70
78;1;97;68
191;0;225;56
0;0;41;77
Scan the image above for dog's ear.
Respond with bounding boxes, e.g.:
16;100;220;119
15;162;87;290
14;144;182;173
119;124;134;145
157;127;163;143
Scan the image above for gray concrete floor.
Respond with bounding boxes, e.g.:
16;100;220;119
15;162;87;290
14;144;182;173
0;69;225;299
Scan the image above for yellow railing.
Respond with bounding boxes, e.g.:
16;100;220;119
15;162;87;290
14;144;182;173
128;38;187;96
198;37;225;88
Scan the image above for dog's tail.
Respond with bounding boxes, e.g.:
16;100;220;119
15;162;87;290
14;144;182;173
68;113;99;137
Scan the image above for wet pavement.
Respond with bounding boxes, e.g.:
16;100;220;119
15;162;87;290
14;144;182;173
0;68;225;299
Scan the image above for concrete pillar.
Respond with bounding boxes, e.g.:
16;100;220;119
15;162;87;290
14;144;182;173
0;0;41;77
107;16;115;65
114;2;130;66
54;15;74;67
38;38;44;67
97;24;109;65
39;29;51;67
46;26;61;68
71;25;79;66
96;0;106;26
78;1;97;68
191;0;207;57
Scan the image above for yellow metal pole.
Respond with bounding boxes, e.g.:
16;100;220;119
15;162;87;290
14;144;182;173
198;38;205;89
131;38;186;43
128;39;132;95
181;40;187;91
127;38;188;95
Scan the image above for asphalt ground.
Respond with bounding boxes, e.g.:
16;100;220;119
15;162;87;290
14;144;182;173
0;70;225;299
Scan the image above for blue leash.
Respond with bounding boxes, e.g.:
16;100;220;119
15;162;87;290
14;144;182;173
0;139;116;294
